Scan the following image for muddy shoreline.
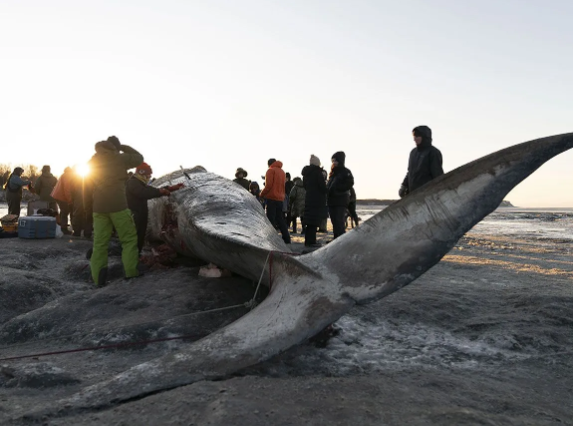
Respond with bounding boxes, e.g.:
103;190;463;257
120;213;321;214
1;232;572;425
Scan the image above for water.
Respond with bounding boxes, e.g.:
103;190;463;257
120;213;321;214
357;205;573;241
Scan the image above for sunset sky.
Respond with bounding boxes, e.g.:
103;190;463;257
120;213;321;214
1;0;572;206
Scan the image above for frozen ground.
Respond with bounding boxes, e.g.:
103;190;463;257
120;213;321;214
0;204;572;424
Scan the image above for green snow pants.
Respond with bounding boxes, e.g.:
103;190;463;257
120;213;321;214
91;209;139;284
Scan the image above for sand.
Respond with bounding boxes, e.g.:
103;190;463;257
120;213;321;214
0;229;572;425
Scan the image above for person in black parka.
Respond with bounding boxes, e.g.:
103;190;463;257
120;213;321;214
301;155;328;247
399;125;443;198
327;151;354;239
126;162;171;254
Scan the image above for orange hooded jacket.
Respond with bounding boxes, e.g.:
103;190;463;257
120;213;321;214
260;161;286;202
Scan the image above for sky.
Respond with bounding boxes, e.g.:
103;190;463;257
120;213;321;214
1;0;572;207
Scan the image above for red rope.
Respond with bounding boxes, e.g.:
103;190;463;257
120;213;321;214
0;333;202;362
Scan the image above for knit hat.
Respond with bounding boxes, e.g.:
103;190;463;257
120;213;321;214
331;151;346;166
310;155;321;167
235;167;248;178
136;162;153;176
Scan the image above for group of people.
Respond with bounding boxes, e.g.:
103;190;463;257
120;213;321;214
232;151;355;247
232;125;443;247
2;125;443;285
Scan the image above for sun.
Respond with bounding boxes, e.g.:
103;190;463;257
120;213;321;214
77;163;90;177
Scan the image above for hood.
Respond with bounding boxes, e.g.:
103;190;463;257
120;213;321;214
413;125;432;149
331;151;346;166
41;171;54;178
293;177;303;186
269;161;283;169
95;140;118;154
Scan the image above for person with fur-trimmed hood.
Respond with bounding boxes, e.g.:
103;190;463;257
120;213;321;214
88;136;143;286
399;125;443;198
288;177;305;234
127;162;173;254
233;167;250;191
327;151;354;239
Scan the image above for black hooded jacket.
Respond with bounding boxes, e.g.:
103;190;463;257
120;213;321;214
327;151;354;207
301;164;328;225
401;127;443;193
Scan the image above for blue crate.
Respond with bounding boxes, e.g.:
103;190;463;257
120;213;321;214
18;216;57;239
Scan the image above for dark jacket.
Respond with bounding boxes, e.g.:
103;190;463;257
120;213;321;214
349;187;357;203
126;175;163;219
5;174;31;199
285;180;294;199
301;165;327;226
401;140;443;193
233;177;250;191
88;142;143;213
327;152;354;207
35;172;58;202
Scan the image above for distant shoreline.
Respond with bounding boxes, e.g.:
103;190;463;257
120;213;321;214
356;199;515;207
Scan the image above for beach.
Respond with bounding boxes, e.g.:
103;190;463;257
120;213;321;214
1;204;572;424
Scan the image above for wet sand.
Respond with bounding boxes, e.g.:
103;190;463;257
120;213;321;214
0;229;572;425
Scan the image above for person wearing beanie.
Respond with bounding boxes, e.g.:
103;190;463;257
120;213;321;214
127;162;176;254
3;167;31;217
399;125;443;198
327;151;354;239
260;158;291;244
34;165;59;212
301;154;328;247
233;167;250;191
88;137;144;286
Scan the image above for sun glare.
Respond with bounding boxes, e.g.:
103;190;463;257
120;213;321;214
77;164;90;177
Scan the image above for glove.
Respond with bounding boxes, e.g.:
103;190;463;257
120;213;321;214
159;188;170;196
398;185;408;198
167;183;184;192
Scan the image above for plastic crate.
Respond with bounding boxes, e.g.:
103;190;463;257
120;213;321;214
18;216;57;239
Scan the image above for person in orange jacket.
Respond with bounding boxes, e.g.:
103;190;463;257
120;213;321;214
260;158;291;244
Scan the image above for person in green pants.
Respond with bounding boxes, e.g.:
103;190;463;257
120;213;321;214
88;136;144;286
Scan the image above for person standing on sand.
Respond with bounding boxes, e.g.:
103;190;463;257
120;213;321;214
399;125;443;198
3;167;31;217
89;136;143;286
288;177;306;234
260;158;291;244
318;168;329;233
302;155;328;247
233;168;250;191
284;172;294;226
347;187;359;228
34;165;59;212
327;151;354;239
51;167;75;235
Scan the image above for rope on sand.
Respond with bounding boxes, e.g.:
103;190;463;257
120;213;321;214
0;250;297;362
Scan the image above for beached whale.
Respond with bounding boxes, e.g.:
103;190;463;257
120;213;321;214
29;133;573;417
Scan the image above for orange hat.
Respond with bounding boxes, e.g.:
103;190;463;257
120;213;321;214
136;162;152;176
